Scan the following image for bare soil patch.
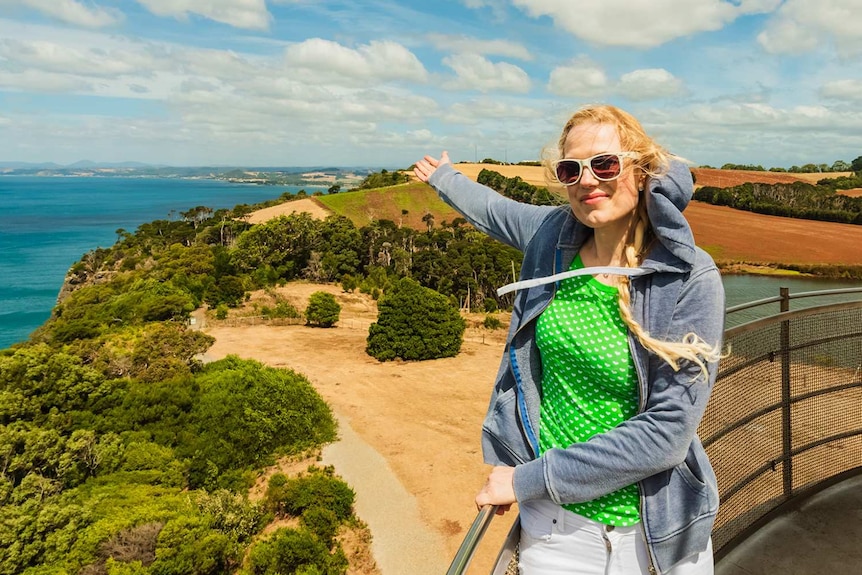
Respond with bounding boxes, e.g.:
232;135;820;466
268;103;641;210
684;201;862;265
245;197;333;224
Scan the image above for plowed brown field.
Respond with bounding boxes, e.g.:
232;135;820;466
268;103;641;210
685;201;862;265
690;168;852;188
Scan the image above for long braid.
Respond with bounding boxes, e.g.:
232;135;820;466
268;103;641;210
615;199;719;381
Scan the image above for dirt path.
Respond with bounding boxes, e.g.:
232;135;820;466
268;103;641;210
201;282;517;574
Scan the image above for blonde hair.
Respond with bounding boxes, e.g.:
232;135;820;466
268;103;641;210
554;104;720;380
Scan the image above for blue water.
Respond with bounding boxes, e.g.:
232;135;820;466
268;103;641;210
0;176;321;348
722;274;862;327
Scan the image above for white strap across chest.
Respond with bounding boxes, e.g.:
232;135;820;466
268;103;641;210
496;266;653;296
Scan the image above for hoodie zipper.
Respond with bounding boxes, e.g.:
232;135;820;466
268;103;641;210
507;247;565;459
629;286;658;575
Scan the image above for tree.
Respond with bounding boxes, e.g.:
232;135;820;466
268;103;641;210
421;212;435;232
305;292;341;328
366;278;465;361
852;155;862;173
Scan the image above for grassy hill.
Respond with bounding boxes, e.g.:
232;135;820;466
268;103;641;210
316;181;462;229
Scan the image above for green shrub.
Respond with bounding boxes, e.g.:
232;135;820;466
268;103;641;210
301;506;339;546
264;467;354;521
483;315;503;330
340;275;358;293
215;304;229;320
182;358;337;490
366;278;465;361
247;527;347;575
305;292;340;328
194;489;267;543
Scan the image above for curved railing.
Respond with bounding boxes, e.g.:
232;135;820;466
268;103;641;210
701;286;862;559
447;286;862;574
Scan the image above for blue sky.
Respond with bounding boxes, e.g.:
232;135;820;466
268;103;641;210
0;0;860;168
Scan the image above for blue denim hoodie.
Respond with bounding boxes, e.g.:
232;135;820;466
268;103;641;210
427;160;725;575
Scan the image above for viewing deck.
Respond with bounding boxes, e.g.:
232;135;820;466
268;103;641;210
716;473;862;574
448;286;862;575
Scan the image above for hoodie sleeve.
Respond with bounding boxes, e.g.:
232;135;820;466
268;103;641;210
427;163;558;252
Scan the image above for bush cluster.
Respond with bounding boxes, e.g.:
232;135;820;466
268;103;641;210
366;278;466;361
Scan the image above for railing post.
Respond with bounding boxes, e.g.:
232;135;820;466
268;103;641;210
779;287;792;498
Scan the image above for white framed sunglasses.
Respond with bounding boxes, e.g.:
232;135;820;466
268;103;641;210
552;151;639;185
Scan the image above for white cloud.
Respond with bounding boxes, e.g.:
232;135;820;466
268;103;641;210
548;60;684;101
0;69;94;93
134;0;272;30
636;102;862;168
447;98;544;125
677;102;862;134
427;34;533;60
0;0;121;27
617;69;684;101
547;57;608;98
0;39;154;77
442;53;530;93
512;0;781;48
284;38;428;86
758;0;862;56
0;20;440;161
820;79;862;102
460;0;508;20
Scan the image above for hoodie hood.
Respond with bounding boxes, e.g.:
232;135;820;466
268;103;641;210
644;158;696;267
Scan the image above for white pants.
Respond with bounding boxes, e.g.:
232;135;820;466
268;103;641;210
518;500;713;575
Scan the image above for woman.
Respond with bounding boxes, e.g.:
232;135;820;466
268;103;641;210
414;105;724;575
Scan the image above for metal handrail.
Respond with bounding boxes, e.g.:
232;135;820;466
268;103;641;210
446;505;499;575
726;286;862;314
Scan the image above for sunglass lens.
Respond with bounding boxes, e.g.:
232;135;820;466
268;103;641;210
590;154;622;180
556;161;581;184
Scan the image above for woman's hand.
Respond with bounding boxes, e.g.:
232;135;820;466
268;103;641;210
413;151;451;183
475;465;516;515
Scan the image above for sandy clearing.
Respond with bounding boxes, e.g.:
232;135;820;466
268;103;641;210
200;282;517;574
245;197;333;224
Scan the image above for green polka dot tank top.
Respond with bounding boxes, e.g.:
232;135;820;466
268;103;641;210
535;252;641;526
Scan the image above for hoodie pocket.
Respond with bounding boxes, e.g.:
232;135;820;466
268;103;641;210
644;447;719;542
481;386;529;465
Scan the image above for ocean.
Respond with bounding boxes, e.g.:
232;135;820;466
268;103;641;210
0;176;320;349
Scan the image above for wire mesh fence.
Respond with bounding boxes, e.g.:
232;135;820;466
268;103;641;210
700;292;862;559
